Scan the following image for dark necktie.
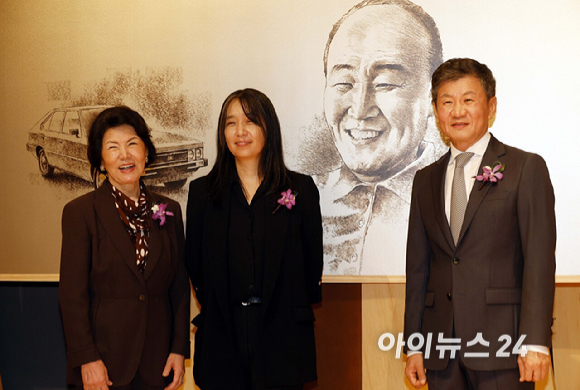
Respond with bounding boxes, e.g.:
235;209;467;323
451;152;474;244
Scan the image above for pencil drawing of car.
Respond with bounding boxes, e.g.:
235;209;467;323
26;106;208;189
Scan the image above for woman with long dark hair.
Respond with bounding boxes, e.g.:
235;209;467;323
185;89;323;389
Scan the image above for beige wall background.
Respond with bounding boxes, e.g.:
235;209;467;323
1;0;579;277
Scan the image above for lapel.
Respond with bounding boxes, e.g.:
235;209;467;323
262;193;290;312
143;191;163;280
430;151;455;252
94;183;145;285
207;187;233;322
456;135;506;245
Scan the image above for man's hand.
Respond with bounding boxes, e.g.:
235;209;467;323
405;354;427;389
163;353;185;390
518;350;550;382
81;359;112;390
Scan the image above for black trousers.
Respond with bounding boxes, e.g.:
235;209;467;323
232;305;303;390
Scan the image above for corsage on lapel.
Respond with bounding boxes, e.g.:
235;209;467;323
273;189;296;214
152;202;174;226
475;161;505;190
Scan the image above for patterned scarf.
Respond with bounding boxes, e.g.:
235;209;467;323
107;180;151;272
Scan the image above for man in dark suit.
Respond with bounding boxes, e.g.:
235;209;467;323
404;58;556;389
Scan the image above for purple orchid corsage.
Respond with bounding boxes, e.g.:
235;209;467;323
475;161;505;190
152;203;174;226
273;189;297;214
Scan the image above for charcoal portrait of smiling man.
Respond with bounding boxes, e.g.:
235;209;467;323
315;0;445;275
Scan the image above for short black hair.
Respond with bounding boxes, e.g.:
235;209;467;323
87;106;156;177
323;0;443;77
431;58;496;104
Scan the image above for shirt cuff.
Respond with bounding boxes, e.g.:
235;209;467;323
406;350;423;357
521;345;550;356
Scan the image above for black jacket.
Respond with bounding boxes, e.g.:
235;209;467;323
185;171;323;388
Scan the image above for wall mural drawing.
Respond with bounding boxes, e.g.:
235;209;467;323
26;106;207;189
298;0;447;275
1;0;577;278
25;67;209;191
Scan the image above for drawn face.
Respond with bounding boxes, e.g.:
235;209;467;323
433;76;497;152
324;6;433;181
224;99;266;165
101;124;147;192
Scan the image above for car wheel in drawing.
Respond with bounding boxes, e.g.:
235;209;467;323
92;170;106;189
164;179;187;190
38;148;54;177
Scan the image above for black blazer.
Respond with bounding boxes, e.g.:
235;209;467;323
59;183;190;386
185;171;323;389
404;135;556;371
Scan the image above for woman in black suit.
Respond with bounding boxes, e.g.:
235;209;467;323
59;106;190;390
185;89;323;390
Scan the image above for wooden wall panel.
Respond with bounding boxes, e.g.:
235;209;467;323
362;283;413;389
552;285;580;390
183;284;576;390
360;284;561;390
307;283;362;390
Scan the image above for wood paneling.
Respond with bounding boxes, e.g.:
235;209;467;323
360;285;564;390
182;284;577;389
307;283;362;390
362;283;413;389
552;285;580;390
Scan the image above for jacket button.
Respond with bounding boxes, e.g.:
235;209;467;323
447;293;452;300
139;294;146;301
453;258;460;265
